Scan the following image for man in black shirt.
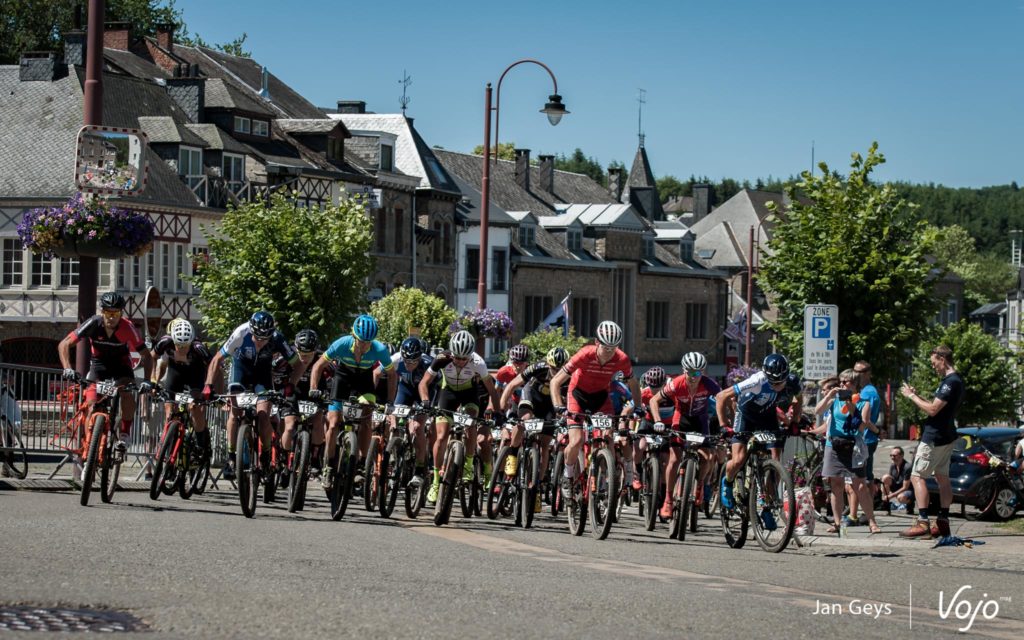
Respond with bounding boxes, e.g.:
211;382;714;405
899;345;964;539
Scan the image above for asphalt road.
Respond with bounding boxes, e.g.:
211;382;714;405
1;485;1022;640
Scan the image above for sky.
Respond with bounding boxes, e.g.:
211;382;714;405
174;0;1024;188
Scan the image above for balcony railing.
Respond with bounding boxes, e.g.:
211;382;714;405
180;175;271;209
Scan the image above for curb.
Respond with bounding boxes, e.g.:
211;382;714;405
0;478;151;492
796;534;933;550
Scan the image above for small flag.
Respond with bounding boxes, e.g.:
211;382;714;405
540;293;572;337
724;305;747;342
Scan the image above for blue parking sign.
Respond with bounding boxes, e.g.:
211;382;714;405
812;316;831;339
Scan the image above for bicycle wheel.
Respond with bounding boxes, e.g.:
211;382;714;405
364;437;380;512
287;430;311;513
520;445;540;529
551;450;564;517
675;456;696;541
669;473;683;539
1;420;28;480
588;447;617;540
180;430;207;500
236;423;258;518
262;456;278;504
99;430;121;504
434;440;463;527
642;457;659;530
719;466;748;549
150;422;180;501
457;448;477;519
704;459;722;519
749;458;796;553
79;416;105;506
613;460;626;523
472;455;484;517
487;445;512;520
380;438;401;518
188;444;211;497
330;431;358;521
404;456;424;520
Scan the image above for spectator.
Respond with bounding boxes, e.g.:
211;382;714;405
848;360;882;524
899;345;965;540
821;368;881;534
881;446;913;511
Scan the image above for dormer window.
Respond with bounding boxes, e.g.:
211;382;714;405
252;120;269;137
380;143;394;172
328;138;342;161
518;223;535;249
680;238;694;261
644;238;655;259
567;228;582;252
233;116;251;134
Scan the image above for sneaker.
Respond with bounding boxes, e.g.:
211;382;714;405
760;507;778;531
504;455;518;477
631;477;642;491
720;475;735;510
659;501;673;519
320;468;334;491
899;520;933;539
931;518;951;539
222;461;235;481
561;475;574;500
113;433;128;456
427;480;439;504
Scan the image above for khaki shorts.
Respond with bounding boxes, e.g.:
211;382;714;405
911;441;955;478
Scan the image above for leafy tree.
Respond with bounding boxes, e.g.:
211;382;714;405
923;224;1018;311
179;31;251;58
369;286;458;350
472;142;516;161
758;143;939;382
189;191;373;343
555;149;606;186
499;327;588;364
898;321;1022;426
656;175;686;201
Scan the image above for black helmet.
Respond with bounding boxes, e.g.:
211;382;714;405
509;344;529;363
100;291;126;310
762;353;790;383
295;328;318;353
400;337;423;360
249;311;275;339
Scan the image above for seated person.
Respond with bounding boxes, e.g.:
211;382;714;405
881;445;913;508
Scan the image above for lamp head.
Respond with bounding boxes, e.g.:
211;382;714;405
541;94;568;126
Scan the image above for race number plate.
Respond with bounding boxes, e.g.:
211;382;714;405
298;401;317;417
270;405;279;417
372;411;386;423
685;433;707;445
591;416;614;430
524;419;545;433
644;435;664;447
752;431;777;444
174;392;193;405
235;393;258;408
453;412;475;427
391;404;412;418
96;380;117;396
342;403;364;421
491;428;503;440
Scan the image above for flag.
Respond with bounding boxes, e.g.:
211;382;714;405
724;305;747;342
539;292;572;337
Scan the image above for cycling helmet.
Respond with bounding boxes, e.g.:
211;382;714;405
449;330;475;358
351;314;379;342
248;311;275;339
643;367;666;388
595;320;623;347
400;337;424;360
100;291;127;310
509;344;529;363
295;328;319;353
762;353;790;383
168;318;194;346
545;346;569;369
681;351;707;372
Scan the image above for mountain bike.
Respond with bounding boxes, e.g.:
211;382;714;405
549;423;569;517
720;430;796;553
285;398;321;513
228;389;284;518
377;404;424;519
668;432;720;541
364;405;390;513
149;386;211;501
564;412;619;540
0;382;26;479
488;414;545;528
431;407;479;527
638;428;672;531
326;398;368;521
78;377;138;507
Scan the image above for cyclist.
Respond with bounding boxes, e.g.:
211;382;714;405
373;336;433;485
274;329;331;475
152;318;212;457
58;291;154;455
309;314;396;491
418;330;501;504
498;346;570;511
714;353;802;509
549;321;642;497
494;344;530;409
634;367;673;492
649;352;721;518
203;311;306;480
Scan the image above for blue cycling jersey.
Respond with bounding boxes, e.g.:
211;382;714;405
219;323;296;377
733;371;801;420
610;380;632;414
323;335;394;372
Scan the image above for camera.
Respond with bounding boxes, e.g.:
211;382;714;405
836;389;853;401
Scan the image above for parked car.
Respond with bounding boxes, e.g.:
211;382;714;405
923;427;1024;520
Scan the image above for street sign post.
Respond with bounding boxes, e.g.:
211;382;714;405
803;304;838;380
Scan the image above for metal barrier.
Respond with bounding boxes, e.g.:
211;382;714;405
0;363;230;477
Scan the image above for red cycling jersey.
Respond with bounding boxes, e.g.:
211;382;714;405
66;315;146;369
563;344;632;394
494;364;519;387
661;375;721;432
642;384;677;422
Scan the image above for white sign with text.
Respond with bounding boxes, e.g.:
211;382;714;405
803;304;838;380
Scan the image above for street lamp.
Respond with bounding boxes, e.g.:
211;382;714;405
478;59;568;311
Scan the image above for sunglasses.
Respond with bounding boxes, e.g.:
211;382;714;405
101;309;122;318
687;370;703;378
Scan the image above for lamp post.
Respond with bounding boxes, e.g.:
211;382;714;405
477;59;567;311
744;217;770;367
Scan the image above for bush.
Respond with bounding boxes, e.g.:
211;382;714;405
369;286;458;350
498;327;588;364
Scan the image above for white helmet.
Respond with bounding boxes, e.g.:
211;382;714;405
449;330;476;358
595;320;623;347
681;351;707;372
169;318;194;346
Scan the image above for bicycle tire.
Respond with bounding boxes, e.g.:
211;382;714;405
613;460;626;523
79;415;105;506
749;458;796;553
1;420;28;480
719;466;748;549
236;423;258;518
378;437;398;518
642;457;658;530
675;457;696;541
99;428;120;504
588;447;616;540
364;437;380;512
551;450;564;517
487;445;512;520
567;449;588;536
287;430;311;513
330;431;358;521
181;430;208;500
472;455;484;517
262;456;278;504
704;459;722;519
189;449;211;497
520;445;540;529
404;456;424;520
150;422;179;501
434;440;463;526
458;448;476;519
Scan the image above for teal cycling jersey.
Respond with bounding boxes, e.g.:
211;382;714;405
323;335;394;372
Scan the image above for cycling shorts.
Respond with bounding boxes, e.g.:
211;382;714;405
434;386;480;422
84;362;134;403
567;386;612;428
732;411;782;447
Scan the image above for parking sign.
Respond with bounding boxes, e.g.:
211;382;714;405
803;304;838;380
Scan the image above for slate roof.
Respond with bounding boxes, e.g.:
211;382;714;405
623;145;665;220
689;189;785;270
184;123;250;153
104;48;170;80
652;219;693;240
627;145;657;189
276;118;348;136
550;203;650;231
663;195;693;214
971;302;1006;317
450;173;516;226
137;115;208;146
203;77;274;116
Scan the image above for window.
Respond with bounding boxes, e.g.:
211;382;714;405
432;222;441;263
178;146;202;190
2;239;22;287
464;247;479;289
233;116;251;134
518;224;535;249
117;258;127;289
327;138;341;161
59;258;79;287
644;238;655;259
685;302;708;340
646;300;670;339
131;255;142;290
567;228;582;252
492;248;507;291
99;259;112;288
947;298;959;324
222;153;244;190
572;297;599;337
380;143;394;172
252;120;269;136
146;249;155;286
30;254;51;288
393;209;403;254
161;244;171;291
524;295;552;332
375;212;387;253
680;239;694;262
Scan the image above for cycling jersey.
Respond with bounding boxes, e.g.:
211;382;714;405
660;375;721;433
733;371;801;432
154;336;211;391
271;350;334;398
562;345;633;394
386;352;433;406
642;384;677;423
610;380;632;414
322;335;393;410
220;323;297;390
428;352;489;392
66;315;146;372
494;363;522;403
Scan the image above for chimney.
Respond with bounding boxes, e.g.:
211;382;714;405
258;66;270;101
337;100;366;114
103;22;131;51
607;167;624;201
19;52;59;82
514;149;531;191
155;22;174;52
63;30;86;66
166;74;205;123
537;155;555;193
692;183;714;222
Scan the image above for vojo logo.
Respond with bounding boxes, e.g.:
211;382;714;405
938;585;1003;632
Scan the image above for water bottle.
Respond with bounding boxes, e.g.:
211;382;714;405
840;518;848;538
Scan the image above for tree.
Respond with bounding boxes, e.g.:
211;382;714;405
189;191;373;343
923;224;1017;312
758;143;939;382
369;286;458;350
500;327;588;364
898;322;1022;426
656;175;686;201
472;142;516;161
555;149;605;186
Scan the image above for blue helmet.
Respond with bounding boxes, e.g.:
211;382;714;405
762;353;790;383
351;314;379;342
400;337;423;360
249;311;275;339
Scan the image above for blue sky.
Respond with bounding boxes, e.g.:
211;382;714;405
175;0;1023;188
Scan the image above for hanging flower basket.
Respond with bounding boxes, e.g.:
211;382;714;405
17;193;154;259
450;308;514;340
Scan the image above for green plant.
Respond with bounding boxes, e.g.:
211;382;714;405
18;193;154;258
499;327;588;363
369;286;458;350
